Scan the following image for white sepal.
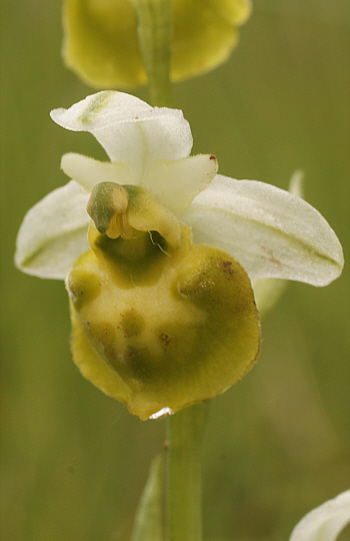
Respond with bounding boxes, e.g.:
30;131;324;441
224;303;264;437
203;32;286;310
15;181;90;279
50;91;193;183
182;175;344;286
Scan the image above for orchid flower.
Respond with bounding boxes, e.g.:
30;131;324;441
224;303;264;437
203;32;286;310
289;490;350;541
62;0;252;88
15;91;344;419
15;91;343;285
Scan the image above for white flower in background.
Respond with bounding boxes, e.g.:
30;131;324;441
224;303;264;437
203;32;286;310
15;91;343;289
289;490;350;541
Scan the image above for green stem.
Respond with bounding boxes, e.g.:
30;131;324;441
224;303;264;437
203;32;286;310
166;403;209;541
130;5;207;541
132;0;173;106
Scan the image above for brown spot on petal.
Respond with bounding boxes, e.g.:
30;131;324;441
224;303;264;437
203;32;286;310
262;246;282;268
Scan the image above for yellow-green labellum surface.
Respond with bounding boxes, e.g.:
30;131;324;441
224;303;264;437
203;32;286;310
67;185;260;420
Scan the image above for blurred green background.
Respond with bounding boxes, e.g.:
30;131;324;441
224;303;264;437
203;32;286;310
1;1;349;540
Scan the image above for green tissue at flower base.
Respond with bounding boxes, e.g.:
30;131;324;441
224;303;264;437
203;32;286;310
15;91;344;420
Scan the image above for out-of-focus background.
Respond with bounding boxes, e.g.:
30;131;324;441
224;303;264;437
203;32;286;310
1;1;349;540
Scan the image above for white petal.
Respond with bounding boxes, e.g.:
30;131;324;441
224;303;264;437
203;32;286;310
289;490;350;541
145;154;218;214
181;175;344;286
61;153;135;192
15;181;90;279
50;92;193;183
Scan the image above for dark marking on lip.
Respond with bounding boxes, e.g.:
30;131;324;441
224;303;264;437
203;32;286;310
159;333;170;347
221;261;234;275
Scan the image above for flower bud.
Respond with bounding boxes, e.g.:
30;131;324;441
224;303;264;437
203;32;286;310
66;183;260;419
62;0;252;88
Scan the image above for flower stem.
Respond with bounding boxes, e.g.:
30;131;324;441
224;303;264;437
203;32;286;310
166;403;209;541
131;4;207;540
132;0;173;106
